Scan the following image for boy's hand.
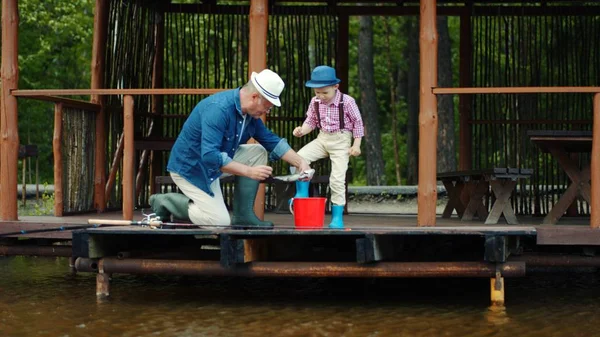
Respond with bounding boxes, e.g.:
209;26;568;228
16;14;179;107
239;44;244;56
293;126;304;137
349;145;361;157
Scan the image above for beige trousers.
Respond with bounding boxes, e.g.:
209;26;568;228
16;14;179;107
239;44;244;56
171;144;268;226
298;131;352;205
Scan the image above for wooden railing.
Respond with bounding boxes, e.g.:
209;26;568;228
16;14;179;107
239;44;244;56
13;89;225;220
432;87;600;228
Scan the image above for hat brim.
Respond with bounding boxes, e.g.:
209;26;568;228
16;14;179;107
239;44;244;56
251;72;282;107
305;78;341;88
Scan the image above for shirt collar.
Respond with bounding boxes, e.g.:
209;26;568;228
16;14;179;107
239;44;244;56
234;87;244;117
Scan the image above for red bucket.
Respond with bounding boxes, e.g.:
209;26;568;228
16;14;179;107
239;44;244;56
289;197;326;230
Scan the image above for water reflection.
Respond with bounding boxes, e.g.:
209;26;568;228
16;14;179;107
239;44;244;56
485;305;510;326
1;257;600;337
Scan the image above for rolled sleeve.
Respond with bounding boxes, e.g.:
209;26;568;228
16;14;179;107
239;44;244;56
221;152;233;167
346;98;364;138
268;138;292;162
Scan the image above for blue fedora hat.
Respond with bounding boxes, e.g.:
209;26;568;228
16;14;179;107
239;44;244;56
305;65;341;88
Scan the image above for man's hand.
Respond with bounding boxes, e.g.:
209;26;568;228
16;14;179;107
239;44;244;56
349;145;361;157
247;165;273;181
295;159;312;180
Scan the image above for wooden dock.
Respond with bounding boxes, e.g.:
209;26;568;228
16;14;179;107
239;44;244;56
2;212;600;305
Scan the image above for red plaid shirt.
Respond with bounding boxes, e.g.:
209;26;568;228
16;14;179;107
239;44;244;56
304;90;365;138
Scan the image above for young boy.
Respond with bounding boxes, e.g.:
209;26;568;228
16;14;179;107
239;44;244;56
291;65;364;229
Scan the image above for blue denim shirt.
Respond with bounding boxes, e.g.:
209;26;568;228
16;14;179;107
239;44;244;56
167;88;291;196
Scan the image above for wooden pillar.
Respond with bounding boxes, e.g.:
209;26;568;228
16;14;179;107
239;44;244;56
337;14;349;94
96;272;111;298
417;0;438;226
591;93;600;228
1;0;20;220
150;11;165;195
490;273;505;306
458;8;472;171
91;0;109;212
248;0;268;220
53;103;64;217
123;95;134;220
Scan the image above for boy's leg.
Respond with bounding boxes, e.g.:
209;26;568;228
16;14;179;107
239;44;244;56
297;135;329;166
170;173;231;226
292;136;328;200
326;132;352;206
326;132;352;229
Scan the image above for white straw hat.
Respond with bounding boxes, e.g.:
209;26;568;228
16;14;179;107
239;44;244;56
250;69;285;107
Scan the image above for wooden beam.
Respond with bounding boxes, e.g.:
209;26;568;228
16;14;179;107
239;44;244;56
122;95;135;220
484;236;509;263
91;0;109;213
417;0;438;226
356;234;397;264
591;93;600;228
220;235;270;268
490;272;504;306
105;133;124;202
1;0;20;220
220;234;245;268
12;88;226;96
458;8;472;170
434;87;600;94
337;14;349;94
53;103;64;217
248;0;269;220
150;11;165;195
164;4;600;16
15;96;101;111
537;227;600;245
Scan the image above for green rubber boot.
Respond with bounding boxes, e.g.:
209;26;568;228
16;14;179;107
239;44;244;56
149;193;190;222
231;176;274;229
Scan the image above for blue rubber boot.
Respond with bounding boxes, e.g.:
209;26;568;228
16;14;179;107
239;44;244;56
289;181;310;206
328;205;345;229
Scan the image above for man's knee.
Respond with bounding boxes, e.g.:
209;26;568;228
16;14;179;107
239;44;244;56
238;144;267;166
251;145;268;165
189;204;231;226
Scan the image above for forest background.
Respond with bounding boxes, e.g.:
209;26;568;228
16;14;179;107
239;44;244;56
8;0;460;187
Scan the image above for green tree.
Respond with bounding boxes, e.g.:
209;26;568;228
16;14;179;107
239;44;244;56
16;0;94;183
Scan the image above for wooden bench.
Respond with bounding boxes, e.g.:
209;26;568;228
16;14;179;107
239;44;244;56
438;168;533;225
18;144;40;205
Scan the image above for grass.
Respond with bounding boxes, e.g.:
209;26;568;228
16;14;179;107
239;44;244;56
17;191;55;216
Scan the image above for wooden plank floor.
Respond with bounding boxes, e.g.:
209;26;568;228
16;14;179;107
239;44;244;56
0;211;597;245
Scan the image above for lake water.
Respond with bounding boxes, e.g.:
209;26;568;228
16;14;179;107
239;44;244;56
1;256;600;337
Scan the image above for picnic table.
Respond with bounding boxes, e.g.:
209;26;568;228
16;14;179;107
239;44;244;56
527;130;592;225
438;168;533;225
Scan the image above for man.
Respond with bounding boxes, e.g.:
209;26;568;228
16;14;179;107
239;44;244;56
150;69;311;229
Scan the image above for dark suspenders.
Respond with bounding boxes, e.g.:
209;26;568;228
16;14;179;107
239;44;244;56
314;93;345;130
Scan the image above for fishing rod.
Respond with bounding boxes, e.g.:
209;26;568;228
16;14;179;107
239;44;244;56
87;212;233;230
86;214;327;231
0;224;102;237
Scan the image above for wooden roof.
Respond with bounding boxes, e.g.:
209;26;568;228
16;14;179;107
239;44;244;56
166;1;600;16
